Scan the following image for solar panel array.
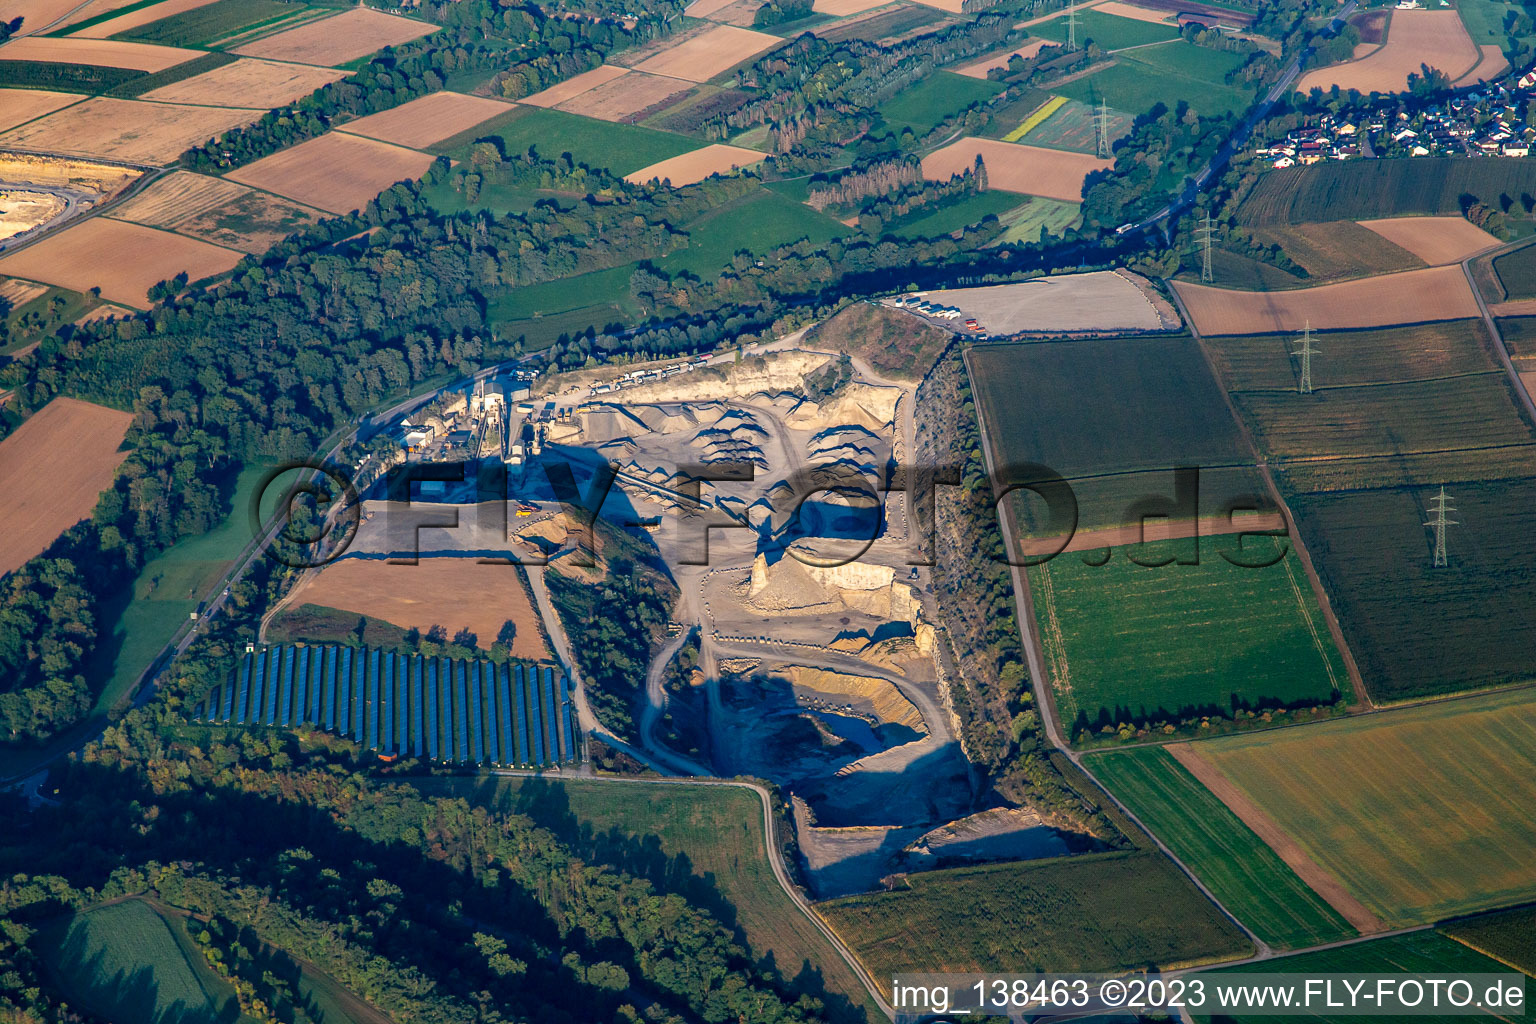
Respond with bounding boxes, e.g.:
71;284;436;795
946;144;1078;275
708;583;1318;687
196;645;581;767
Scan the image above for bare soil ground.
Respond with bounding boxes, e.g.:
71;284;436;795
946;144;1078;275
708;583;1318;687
0;189;65;241
0;277;47;306
225;131;434;213
15;0;140;33
632;24;782;82
74;302;132;324
73;0;220;37
0;216;243;305
109;170;248;225
952;39;1049;78
0;396;132;576
234;8;437;67
336;91;513;149
110;170;321;252
920;137;1109;201
556;70;691;122
0;96;262;164
623;143;762;185
1172;265;1481;335
1297;10;1477;94
520;63;630;107
906;0;966;13
0;35;202;71
910;270;1167;334
0;88;85;132
1356;216;1499;265
141;57;346;108
1349;9;1386;43
1167;742;1388;934
1452;44;1506;87
285;556;550;660
685;0;740;16
812;0;896;14
1091;0;1173;22
0;153;139;195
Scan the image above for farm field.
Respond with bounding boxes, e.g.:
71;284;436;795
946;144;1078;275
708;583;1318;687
1356;215;1500;265
1005;464;1273;537
1442;905;1536;975
1087;746;1357;948
519;63;630;107
233;7;436;67
139;56;344;107
951;38;1049;78
876;70;1003;130
1182;687;1536;925
624;144;764;185
0;87;84;131
0;216;243;305
1020;97;1132;153
556;69;691;122
884;189;1024;237
0;95;261;163
443;106;698;176
278;556;550;660
631;24;781;82
921;137;1110;201
1202;320;1502;392
1245;220;1423;282
1298;10;1479;95
1493;244;1536;299
113;0;322;47
419;776;881;1024
819;850;1251;987
1237;157;1536;225
1055;41;1253;118
71;0;220;38
1030;8;1178;49
0;35;201;71
110;170;322;251
336;91;512;149
34;899;236;1024
969;335;1247;480
989;193;1080;242
0;396;131;577
1171;265;1481;334
225;131;434;213
1028;535;1347;731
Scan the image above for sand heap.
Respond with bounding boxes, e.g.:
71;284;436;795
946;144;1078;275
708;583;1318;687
747;554;935;655
782;665;926;733
784;382;900;434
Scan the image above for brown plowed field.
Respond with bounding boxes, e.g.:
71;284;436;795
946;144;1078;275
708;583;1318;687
141;58;346;108
520;63;628;107
1454;44;1508;86
0;216;243;305
1167;743;1387;934
624;143;762;185
1356;216;1499;265
289;556;550;660
1172;265;1481;335
234;7;437;67
555;70;691;121
0;88;85;132
0;96;262;163
15;0;140;33
0;396;132;577
225;131;434;213
1297;10;1477;95
953;39;1050;78
0;35;202;70
1092;1;1172;22
812;0;894;14
337;91;514;148
684;0;739;16
73;0;220;37
632;24;781;82
920;136;1109;201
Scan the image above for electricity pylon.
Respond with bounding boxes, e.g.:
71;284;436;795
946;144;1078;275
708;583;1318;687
1195;212;1215;283
1095;97;1112;158
1293;320;1318;394
1067;1;1077;49
1425;486;1457;568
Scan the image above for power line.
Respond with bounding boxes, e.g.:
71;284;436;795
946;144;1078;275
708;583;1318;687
1095;97;1112;158
1293;320;1318;394
1067;1;1077;49
1425;486;1457;568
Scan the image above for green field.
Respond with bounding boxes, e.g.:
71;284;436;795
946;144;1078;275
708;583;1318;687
819;850;1251;985
35;899;237;1024
1238;157;1536;225
1442;905;1536;975
989;194;1080;242
876;71;1004;131
1197;929;1530;1023
0;60;143;92
116;0;321;45
1087;746;1355;948
1494;244;1536;300
983;87;1056;139
444;107;699;177
1056;42;1252;119
885;190;1025;238
969;337;1250;481
1193;687;1536;925
416;776;881;1024
1031;10;1180;50
1029;536;1347;731
1020;97;1132;153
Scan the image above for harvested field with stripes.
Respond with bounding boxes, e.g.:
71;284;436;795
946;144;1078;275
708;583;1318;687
109;170;322;252
233;7;436;67
520;63;629;107
624;143;762;185
0;216;243;305
1356;215;1499;265
0;88;83;132
0;35;201;71
72;0;221;38
921;137;1109;201
0;396;132;577
1171;265;1481;334
139;57;345;108
0;96;261;163
336;91;513;149
198;645;580;767
225;131;434;213
555;70;691;122
631;24;782;82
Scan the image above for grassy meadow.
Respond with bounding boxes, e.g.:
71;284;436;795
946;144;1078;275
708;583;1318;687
1088;745;1356;948
877;71;1004;131
1193;687;1536;925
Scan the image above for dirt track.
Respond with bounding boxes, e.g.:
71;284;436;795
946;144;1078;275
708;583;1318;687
1015;510;1285;556
1166;743;1387;935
